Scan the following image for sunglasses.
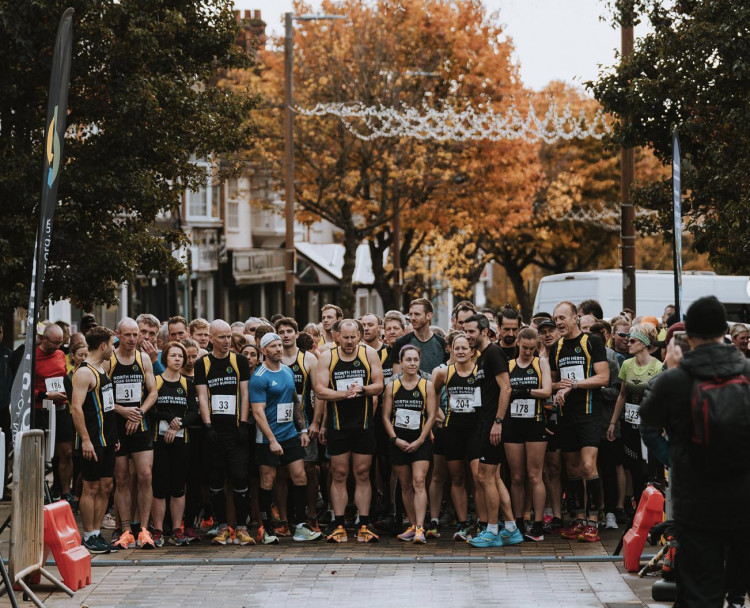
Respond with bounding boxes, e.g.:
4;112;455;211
627;338;641;344
616;332;629;338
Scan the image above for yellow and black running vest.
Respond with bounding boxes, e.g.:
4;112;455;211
327;345;372;431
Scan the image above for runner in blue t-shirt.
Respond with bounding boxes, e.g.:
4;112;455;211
250;332;321;544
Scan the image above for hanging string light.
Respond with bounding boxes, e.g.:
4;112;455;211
295;98;612;143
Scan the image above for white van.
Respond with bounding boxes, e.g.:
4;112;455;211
533;269;750;322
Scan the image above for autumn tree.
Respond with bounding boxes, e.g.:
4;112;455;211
239;0;538;315
0;1;254;320
591;0;750;274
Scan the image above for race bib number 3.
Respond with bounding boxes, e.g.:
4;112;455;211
211;394;237;416
45;376;64;393
336;377;363;393
510;398;535;418
158;420;184;438
116;382;142;404
561;365;585;382
624;402;641;426
395;409;420;430
102;385;115;413
276;403;293;424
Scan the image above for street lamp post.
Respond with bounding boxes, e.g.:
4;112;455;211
284;12;346;318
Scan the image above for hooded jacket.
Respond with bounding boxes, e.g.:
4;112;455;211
640;342;750;529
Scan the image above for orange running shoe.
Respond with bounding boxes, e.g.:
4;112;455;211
113;529;136;550
357;524;379;543
137;528;156;549
325;524;348;543
274;521;291;537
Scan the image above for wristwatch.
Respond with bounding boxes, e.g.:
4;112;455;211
494;417;503;424
389;436;398;444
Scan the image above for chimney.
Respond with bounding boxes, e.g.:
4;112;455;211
235;9;267;54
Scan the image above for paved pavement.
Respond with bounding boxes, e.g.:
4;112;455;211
0;501;671;608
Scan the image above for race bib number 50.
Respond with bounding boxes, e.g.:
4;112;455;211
276;403;293;424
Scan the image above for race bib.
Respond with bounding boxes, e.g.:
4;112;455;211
102;384;115;412
395;409;420;430
510;398;535;418
158;420;184;438
336;377;363;393
276;403;293;424
451;396;475;413
561;365;585;382
624;402;641;426
115;382;142;404
45;376;64;393
211;394;237;416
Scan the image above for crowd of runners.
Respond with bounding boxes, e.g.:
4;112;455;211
9;296;748;555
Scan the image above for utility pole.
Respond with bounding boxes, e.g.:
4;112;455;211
620;4;636;313
283;12;295;318
392;198;402;310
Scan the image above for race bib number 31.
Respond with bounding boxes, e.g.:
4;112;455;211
510;398;535;418
116;382;142;404
276;403;293;424
395;409;420;430
211;394;237;416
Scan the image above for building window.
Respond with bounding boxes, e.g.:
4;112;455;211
187;163;218;220
227;200;239;230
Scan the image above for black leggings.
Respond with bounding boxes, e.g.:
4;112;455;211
184;427;210;525
152;440;188;499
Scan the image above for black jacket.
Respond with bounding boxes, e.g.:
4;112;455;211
640;342;750;529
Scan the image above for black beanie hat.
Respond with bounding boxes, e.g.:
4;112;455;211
684;296;727;339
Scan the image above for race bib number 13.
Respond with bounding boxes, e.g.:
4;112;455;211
561;365;585;382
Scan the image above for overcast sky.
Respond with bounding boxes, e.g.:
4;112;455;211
233;0;644;92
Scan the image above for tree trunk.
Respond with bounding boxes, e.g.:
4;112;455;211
339;230;360;317
369;239;396;313
500;254;534;322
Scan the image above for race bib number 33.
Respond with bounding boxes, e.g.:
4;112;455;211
211;394;237;416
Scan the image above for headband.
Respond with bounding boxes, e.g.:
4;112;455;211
630;330;650;346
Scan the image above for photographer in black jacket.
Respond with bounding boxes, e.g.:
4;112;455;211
640;296;750;607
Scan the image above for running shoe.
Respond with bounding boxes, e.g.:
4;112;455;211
543;517;564;534
274;521;291;537
614;508;628;525
425;520;440;538
212;526;232;545
293;524;322;542
206;523;220;538
577;524;600;543
170;530;189;546
605;513;618;530
413;525;426;544
356;524;379;543
453;524;471;542
256;525;280;545
468;529;503;548
561;520;587;539
184;527;201;542
326;524;348;543
307;518;321;534
200;516;214;532
137;528;156;549
524;523;544;542
111;528;122;545
101;510;116;530
113;529;136;550
151;529;165;548
83;535;109;554
439;510;456;527
271;505;282;525
398;525;416;541
233;526;256;546
94;534;112;554
500;527;524;546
